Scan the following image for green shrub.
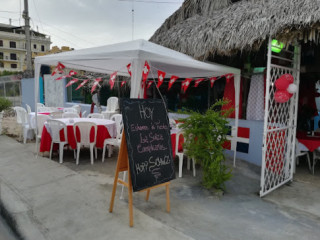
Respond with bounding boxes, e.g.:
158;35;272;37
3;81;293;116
0;97;12;112
179;99;233;190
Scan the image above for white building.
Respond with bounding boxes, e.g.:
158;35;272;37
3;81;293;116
0;23;51;72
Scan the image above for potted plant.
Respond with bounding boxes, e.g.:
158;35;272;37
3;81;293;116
0;97;12;134
179;99;233;191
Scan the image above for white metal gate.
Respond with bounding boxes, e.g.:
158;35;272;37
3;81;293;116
260;39;301;197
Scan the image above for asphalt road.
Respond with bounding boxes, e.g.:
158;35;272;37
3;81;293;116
0;216;17;240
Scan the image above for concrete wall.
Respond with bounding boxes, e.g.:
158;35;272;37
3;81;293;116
21;78;35;111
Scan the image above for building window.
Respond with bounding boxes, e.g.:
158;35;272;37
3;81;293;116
0;52;3;60
0;40;3;47
11;64;17;69
41;45;45;51
9;41;16;48
0;62;4;68
33;44;37;49
10;53;17;60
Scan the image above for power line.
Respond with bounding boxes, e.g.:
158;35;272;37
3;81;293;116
31;0;44;33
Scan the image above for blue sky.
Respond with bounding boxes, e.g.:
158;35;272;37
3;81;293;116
0;0;182;49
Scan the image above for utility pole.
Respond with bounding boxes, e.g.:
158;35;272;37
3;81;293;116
22;0;33;77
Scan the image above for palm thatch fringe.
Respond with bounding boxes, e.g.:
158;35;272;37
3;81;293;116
150;0;320;59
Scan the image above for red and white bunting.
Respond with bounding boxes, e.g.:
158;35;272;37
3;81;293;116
181;78;192;93
127;63;132;77
65;78;79;87
147;81;153;89
168;75;178;90
194;78;205;88
210;77;217;88
55;75;68;81
75;80;89;90
142;61;150;83
91;78;102;93
224;73;234;83
109;72;117;90
69;70;77;76
121;80;126;87
157;70;166;88
51;62;65;76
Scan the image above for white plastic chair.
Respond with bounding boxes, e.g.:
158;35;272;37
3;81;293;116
82;110;87;118
50;112;63;119
46;119;68;163
295;139;311;173
101;97;119;119
37;103;45;108
87;113;104;119
13;106;34;143
102;114;123;161
25;104;31;114
72;105;81;115
34;114;51;154
169;118;177;128
63;107;77;113
62;112;80;118
74;121;97;165
175;129;196;178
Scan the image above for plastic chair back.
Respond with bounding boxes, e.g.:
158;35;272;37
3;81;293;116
47;119;67;143
106;97;119;111
111;114;123;139
38;107;52;113
87;113;104;119
25;104;31;114
72;105;81;114
35;114;51;137
14;107;28;125
62;112;80;118
74;121;97;146
63;107;77;113
37;103;45;108
50;112;63;119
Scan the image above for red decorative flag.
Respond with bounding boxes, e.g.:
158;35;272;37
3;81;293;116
91;78;102;93
65;78;79;87
194;78;205;88
157;70;166;88
147;81;153;89
210;77;217;88
127;63;132;77
181;78;192;93
109;72;117;90
121;81;126;87
75;80;89;90
55;75;68;80
51;62;65;76
225;73;234;83
69;70;77;76
168;75;178;90
142;61;150;83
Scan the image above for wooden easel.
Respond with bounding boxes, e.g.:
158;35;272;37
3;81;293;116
109;134;171;227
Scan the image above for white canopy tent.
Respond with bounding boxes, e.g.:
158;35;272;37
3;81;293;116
34;39;241;164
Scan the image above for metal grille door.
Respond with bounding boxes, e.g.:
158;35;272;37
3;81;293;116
260;39;301;197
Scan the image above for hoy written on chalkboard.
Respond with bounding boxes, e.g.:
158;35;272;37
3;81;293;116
121;99;175;192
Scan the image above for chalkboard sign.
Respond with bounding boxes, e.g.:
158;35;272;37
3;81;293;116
121;98;175;192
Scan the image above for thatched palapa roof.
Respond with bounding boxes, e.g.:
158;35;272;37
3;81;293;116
150;0;320;59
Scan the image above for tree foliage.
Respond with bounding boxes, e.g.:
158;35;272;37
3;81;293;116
179;99;233;190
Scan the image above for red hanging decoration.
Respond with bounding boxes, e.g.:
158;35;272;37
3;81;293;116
65;78;79;87
142;61;150;83
109;72;117;90
75;80;89;90
68;70;77;76
168;75;178;90
224;73;234;83
147;81;153;89
91;78;102;93
55;75;68;80
181;78;192;93
127;63;132;77
194;78;205;88
121;81;126;87
51;62;65;76
210;77;217;88
157;70;166;88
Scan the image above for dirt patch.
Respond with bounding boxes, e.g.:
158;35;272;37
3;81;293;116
1;115;24;142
